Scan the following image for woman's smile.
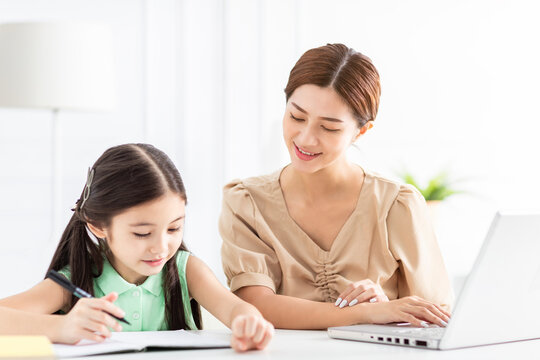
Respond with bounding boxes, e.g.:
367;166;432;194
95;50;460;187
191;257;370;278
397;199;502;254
294;143;322;161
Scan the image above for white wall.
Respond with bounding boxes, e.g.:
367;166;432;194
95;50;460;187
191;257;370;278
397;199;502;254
1;0;540;299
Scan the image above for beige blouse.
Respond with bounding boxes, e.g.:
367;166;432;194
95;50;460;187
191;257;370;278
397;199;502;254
219;167;454;310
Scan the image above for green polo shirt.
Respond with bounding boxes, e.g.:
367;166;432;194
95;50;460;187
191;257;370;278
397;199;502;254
58;250;196;331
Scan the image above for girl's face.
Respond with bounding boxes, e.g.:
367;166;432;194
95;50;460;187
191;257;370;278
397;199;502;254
90;191;185;285
283;84;369;174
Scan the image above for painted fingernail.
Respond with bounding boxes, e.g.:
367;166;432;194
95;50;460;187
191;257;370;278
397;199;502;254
421;321;429;328
339;299;348;308
369;298;377;303
348;299;358;307
335;298;342;306
440;320;448;327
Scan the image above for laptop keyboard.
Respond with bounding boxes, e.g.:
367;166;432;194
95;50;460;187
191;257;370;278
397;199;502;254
392;326;445;340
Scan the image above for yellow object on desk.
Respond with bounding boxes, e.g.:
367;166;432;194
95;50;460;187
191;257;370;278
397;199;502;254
0;336;54;358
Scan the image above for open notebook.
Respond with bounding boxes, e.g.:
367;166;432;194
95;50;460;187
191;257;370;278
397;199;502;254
53;330;230;358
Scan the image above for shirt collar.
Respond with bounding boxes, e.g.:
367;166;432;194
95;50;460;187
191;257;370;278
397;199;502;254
95;258;163;297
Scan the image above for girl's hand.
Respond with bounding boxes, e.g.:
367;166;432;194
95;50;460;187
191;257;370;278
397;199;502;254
367;296;451;327
55;292;124;344
335;279;389;308
230;314;274;352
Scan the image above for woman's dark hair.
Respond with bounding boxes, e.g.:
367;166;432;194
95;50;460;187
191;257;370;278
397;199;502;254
284;43;381;128
46;143;201;330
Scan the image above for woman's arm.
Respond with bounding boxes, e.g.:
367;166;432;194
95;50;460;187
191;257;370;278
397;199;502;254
237;286;450;329
186;256;273;351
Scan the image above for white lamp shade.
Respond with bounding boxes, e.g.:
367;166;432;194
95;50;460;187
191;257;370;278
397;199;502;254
0;22;116;111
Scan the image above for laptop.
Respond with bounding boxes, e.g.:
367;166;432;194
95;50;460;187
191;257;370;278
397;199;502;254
328;211;540;349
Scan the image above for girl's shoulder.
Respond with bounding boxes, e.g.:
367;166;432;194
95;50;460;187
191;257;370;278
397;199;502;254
175;249;191;271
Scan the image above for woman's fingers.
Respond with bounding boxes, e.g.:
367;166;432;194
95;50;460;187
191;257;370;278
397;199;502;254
406;303;447;327
414;298;451;324
335;283;356;306
349;287;377;305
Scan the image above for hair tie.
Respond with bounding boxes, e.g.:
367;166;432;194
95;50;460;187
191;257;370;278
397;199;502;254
80;167;95;210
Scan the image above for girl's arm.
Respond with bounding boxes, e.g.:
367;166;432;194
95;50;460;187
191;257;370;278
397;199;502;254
186;256;274;351
0;279;124;344
236;286;450;329
0;279;68;340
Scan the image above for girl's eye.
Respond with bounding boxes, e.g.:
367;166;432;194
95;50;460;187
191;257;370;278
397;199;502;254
290;113;304;122
134;232;150;238
322;126;340;132
168;227;182;233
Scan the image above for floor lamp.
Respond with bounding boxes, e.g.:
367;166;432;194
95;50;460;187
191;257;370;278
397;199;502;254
0;22;116;242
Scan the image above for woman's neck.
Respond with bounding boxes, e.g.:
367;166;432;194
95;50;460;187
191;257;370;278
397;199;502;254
282;160;362;203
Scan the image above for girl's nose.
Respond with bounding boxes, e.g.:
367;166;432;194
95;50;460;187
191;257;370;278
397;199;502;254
150;236;168;254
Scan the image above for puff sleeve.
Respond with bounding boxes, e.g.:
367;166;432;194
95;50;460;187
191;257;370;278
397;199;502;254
219;180;282;293
386;184;454;310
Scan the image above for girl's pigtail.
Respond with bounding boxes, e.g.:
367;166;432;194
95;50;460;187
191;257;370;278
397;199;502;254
163;247;202;330
47;210;103;311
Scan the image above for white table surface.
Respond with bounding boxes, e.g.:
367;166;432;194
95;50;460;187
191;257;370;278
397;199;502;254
67;329;540;360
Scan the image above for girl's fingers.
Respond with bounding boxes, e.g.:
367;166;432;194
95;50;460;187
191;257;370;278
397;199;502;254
89;310;122;332
92;299;125;319
253;321;266;344
80;330;107;343
83;320;112;338
244;316;257;338
256;326;274;350
231;316;246;338
230;336;247;352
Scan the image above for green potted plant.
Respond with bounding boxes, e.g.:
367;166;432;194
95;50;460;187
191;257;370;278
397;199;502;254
399;171;462;223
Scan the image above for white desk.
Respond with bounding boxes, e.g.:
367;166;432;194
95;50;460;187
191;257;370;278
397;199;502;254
72;329;540;359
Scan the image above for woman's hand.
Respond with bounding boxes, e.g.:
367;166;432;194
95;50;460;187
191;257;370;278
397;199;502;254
230;314;274;352
55;292;124;344
335;279;389;308
366;296;451;327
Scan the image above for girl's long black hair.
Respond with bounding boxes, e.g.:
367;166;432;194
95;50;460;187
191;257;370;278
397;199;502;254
46;143;201;330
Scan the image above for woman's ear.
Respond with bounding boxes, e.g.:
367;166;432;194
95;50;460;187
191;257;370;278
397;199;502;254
87;222;107;239
353;122;373;142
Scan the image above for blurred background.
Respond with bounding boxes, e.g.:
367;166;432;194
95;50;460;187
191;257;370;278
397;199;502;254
1;0;539;304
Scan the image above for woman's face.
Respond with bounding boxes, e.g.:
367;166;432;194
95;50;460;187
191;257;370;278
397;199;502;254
89;191;185;285
283;84;364;174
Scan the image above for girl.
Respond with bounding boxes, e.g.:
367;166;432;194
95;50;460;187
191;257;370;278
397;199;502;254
0;143;273;352
220;43;453;329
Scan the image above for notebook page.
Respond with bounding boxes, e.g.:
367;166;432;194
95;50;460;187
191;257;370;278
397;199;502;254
112;330;230;348
53;330;230;357
53;338;141;358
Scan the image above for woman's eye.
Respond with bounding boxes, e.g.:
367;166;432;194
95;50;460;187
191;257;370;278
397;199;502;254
134;232;150;238
322;126;340;132
168;227;182;233
290;113;304;122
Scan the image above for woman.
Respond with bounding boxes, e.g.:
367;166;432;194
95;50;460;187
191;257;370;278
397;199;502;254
219;43;453;329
